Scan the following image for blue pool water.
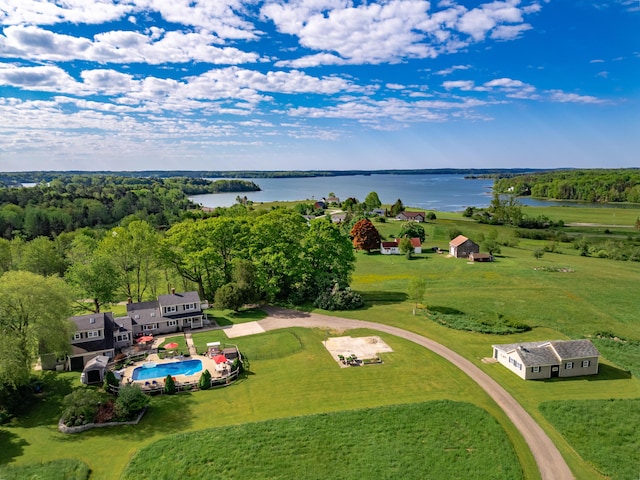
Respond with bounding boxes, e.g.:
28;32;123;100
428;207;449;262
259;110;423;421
132;359;203;381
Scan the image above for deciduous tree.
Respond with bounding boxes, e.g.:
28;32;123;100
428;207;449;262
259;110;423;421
407;278;427;315
350;218;381;253
0;271;73;388
363;191;382;213
399;223;426;243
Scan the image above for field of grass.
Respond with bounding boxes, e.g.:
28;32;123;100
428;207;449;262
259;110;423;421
539;399;640;480
0;459;90;480
121;401;522;480
1;204;639;480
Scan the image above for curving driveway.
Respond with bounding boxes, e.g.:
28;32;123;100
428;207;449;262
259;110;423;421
258;306;574;480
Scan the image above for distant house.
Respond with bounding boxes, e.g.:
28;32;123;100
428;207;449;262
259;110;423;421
380;238;422;255
314;201;326;209
449;235;479;258
381;240;400;255
395;211;425;222
410;237;422;254
331;213;347;223
326;196;340;204
469;252;493;262
371;208;386;217
492;340;600;380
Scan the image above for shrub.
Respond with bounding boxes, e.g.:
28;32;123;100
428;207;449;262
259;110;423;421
115;384;149;420
447;228;462;240
198;369;212;390
163;375;176;395
103;370;119;391
61;389;104;426
314;287;364;311
426;212;437;220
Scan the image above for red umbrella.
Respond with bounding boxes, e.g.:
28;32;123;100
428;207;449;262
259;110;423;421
213;354;228;364
136;335;154;344
165;342;179;349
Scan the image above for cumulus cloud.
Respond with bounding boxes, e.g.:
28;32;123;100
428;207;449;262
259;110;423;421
435;64;471;75
264;0;540;66
0;25;260;65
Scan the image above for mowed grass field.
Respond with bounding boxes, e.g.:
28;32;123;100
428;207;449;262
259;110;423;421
1;204;639;479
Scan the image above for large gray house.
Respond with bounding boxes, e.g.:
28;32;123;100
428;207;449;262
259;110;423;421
492;339;600;380
42;290;207;372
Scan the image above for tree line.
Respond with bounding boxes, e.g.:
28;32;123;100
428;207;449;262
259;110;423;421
493;169;640;203
0;175;259;239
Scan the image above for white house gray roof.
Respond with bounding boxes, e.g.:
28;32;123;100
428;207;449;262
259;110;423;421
548;340;600;359
493;340;599;367
126;302;161;326
158;291;200;307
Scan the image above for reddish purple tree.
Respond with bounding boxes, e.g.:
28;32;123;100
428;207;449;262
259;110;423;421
350;219;381;253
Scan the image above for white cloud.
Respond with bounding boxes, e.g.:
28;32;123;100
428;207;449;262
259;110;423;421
0;64;86;94
435;64;471;75
263;0;540;65
442;80;475;90
0;25;260;65
547;90;606;104
0;0;132;26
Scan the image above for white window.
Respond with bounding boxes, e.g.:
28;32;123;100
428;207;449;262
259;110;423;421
115;334;129;342
72;332;82;341
144;324;158;331
581;360;590;368
164;305;177;314
184;318;192;324
532;366;540;373
184;303;196;310
167;320;177;327
87;330;100;338
565;362;573;370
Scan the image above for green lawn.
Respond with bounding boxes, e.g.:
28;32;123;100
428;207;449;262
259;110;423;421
0;459;90;480
121;401;522;480
2;205;639;480
539;399;640;480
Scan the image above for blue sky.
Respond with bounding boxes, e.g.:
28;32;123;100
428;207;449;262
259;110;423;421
0;0;638;171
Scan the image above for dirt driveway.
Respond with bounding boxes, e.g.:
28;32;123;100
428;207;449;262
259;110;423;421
258;306;574;480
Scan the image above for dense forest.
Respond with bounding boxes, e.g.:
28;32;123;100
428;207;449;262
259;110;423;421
0;175;259;239
493;169;640;203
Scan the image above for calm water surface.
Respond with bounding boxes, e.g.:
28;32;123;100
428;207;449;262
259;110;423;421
190;174;627;212
192;175;495;212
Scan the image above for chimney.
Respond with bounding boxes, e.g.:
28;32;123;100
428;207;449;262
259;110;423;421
171;287;176;295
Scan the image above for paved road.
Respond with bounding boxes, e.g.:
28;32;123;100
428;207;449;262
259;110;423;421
259;306;574;480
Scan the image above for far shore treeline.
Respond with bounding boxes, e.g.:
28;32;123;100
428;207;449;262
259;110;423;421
0;168;542;186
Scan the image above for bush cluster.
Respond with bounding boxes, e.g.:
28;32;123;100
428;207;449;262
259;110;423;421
314;288;364;311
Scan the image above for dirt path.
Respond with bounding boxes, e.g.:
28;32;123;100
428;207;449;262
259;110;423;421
258;306;574;480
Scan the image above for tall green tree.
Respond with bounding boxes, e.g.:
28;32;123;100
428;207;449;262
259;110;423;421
363;191;382;213
303;219;355;293
399;223;426;243
399;237;414;259
0;271;73;388
250;209;308;301
98;220;159;302
17;236;67;277
390;199;405;217
161;217;250;301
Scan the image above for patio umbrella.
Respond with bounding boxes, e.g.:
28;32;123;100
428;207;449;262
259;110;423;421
136;335;154;344
213;354;228;364
164;342;179;349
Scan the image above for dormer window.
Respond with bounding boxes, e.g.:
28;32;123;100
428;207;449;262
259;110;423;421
89;317;96;324
72;332;82;341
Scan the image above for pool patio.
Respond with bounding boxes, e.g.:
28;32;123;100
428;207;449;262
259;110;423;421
120;351;236;393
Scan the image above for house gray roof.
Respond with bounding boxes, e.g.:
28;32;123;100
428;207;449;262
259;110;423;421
493;340;599;367
548;340;600;359
71;312;111;331
113;316;133;333
126;302;161;326
158;291;200;307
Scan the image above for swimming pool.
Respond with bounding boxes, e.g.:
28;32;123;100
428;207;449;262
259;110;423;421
132;359;203;381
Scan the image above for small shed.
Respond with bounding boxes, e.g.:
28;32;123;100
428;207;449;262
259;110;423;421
79;355;110;385
469;252;493;262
